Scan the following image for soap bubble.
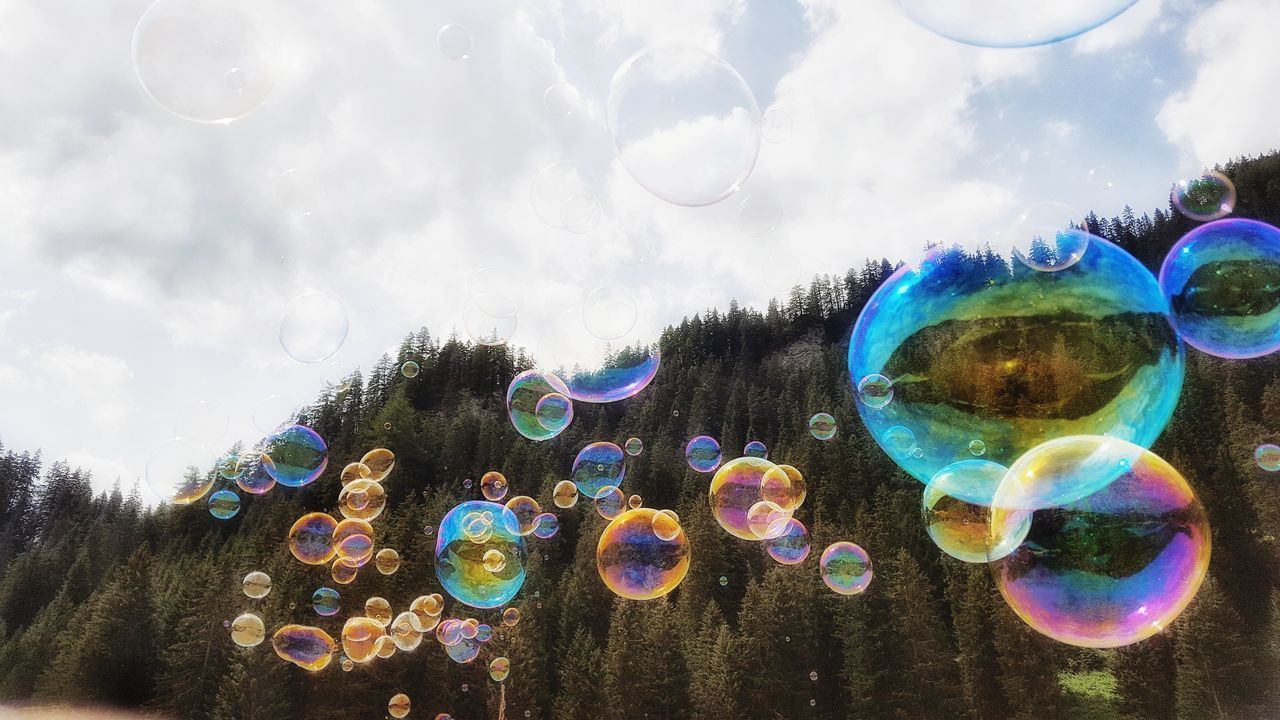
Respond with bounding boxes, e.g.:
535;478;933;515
388;693;412;719
335;533;374;564
1171;170;1236;222
503;496;542;537
607;45;760;207
262;425;328;488
437;23;472;60
342;616;386;664
1004;202;1092;272
820;542;873;596
856;374;894;409
1159;219;1280;359
532;513;560;539
489;656;511;682
760;464;807;512
737;193;782;237
923;460;1027;563
743;440;768;459
583;285;638;341
597;508;691;600
685;435;723;473
361;448;396;482
571;442;626;499
375;548;401;575
436;501;527;609
235;452;277;495
242;571;271;599
339;462;371;487
131;0;276;123
530;162;600;232
595;486;625;520
288;512;338;565
502;607;521;627
624;437;644;456
988;436;1210;648
481;471;510;502
174;400;228;445
764;518;811;565
145;437;216;504
1255;444;1280;472
535;393;574;433
894;0;1140;48
709;456;778;540
968;439;987;457
507;370;574;441
445;635;482;664
215;453;245;482
651;509;682;542
475;624;493;643
463;296;519;346
848;238;1184;491
312;587;340;617
552;480;579;509
390;612;424;652
208;489;241;520
540;305;661;403
543;83;576;119
230;612;265;647
761;107;792;143
483;549;507;573
365;596;393;626
808;413;837;441
409;596;444;633
271;625;336;671
746;501;791;540
401;361;420;378
251;394;298;434
279;291;348;364
628;494;643;510
338;479;387;521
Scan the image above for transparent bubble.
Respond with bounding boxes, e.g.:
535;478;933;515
535;392;574;433
507;370;574;441
719;576;728;587
540;305;661;404
710;457;779;540
530;162;600;231
312;587;340;617
502;607;521;627
207;489;241;520
595;486;625;520
173;400;228;444
761;108;792;143
437;24;472;60
764;518;811;565
262;425;329;488
743;440;768;459
989;437;1210;648
571;442;626;499
747;500;790;540
274;168;319;221
468;266;524;318
544;83;576;119
131;0;276;123
627;494;643;510
435;501;527;609
361;448;396;482
857;374;893;409
808;413;837;441
532;512;560;539
375;548;401;575
760;464;807;512
923;460;1026;563
145;437;216;504
279;291;348;364
820;542;873;596
1006;202;1092;272
490;656;511;682
1087;166;1115;192
342;616;386;664
968;439;987;457
463;296;518;347
1160;219;1280;359
624;437;644;456
272;625;336;671
482;549;507;573
651;509;682;542
582;286;639;341
480;471;509;502
229;612;265;648
737;193;782;237
1255;444;1280;472
1172;170;1236;222
365;596;393;626
607;45;761;207
552;480;579;509
288;512;338;565
894;0;1140;48
685;435;723;473
596;221;658;267
882;426;918;460
502;496;542;537
597;508;690;600
400;360;420;379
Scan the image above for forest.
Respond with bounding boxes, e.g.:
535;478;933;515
1;152;1280;720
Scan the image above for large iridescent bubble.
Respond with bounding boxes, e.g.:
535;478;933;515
922;460;1027;563
988;436;1211;648
848;239;1184;490
262;425;329;488
541;306;660;404
571;442;626;499
435;501;527;609
596;508;690;600
1159;219;1280;359
894;0;1140;48
506;370;573;441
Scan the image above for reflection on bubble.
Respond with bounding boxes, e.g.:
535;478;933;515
235;452;276;495
437;24;472;60
571;442;626;499
989;437;1210;648
242;571;271;599
532;512;560;539
597;508;690;600
968;439;987;457
894;0;1139;48
820;542;872;596
263;425;328;488
131;0;276;123
272;625;336;671
685;436;723;473
808;413;837;441
923;460;1026;563
743;440;768;459
503;496;542;537
1160;219;1280;359
343;616;386;664
208;489;240;520
436;501;527;609
595;486;625;520
764;518;811;565
544;83;576;119
146;437;216;504
535;393;574;433
607;45;760;207
1255;444;1280;472
1006;202;1092;272
857;374;893;409
279;291;348;364
312;587;340;617
1172;171;1236;222
389;693;412;719
361;448;396;482
709;456;776;540
507;370;574;441
480;471;509;502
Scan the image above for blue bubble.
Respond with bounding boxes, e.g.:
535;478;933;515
262;425;328;488
312;587;341;617
435;501;527;609
685;435;722;473
208;489;240;519
571;442;626;499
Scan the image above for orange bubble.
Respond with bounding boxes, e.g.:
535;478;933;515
597;508;690;600
271;625;336;671
342;616;386;664
288;512;337;565
361;448;396;481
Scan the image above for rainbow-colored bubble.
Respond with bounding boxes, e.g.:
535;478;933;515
435;501;527;609
922;460;1025;564
480;471;509;502
1160;218;1280;359
685;435;722;473
709;456;781;540
236;452;277;495
1171;170;1236;222
764;518;811;565
820;542;872;596
272;625;336;671
596;508;690;600
1255;443;1280;472
535;393;574;433
556;344;660;404
288;512;337;565
571;442;626;499
743;440;768;459
808;413;837;441
342;616;386;664
338;478;387;521
312;587;340;616
989;436;1210;648
208;489;240;520
506;370;574;441
263;425;328;488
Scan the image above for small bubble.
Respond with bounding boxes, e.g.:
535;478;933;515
383;422;392;430
719;576;728;587
810;671;818;681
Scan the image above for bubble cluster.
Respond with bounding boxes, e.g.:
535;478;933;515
289;513;338;565
597;508;691;600
571;442;626;499
685;436;723;473
342;616;386;664
1255;444;1280;472
808;413;837;441
242;571;271;599
207;489;240;520
435;501;527;609
820;542;873;596
272;625;336;671
848;238;1184;490
1159;219;1280;359
263;425;329;488
1171;170;1237;222
894;0;1140;48
989;437;1210;648
230;612;265;648
507;370;575;441
709;457;799;541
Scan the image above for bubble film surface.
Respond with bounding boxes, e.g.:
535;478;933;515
361;448;396;482
848;240;1184;490
597;508;691;600
534;393;574;433
743;440;768;459
263;425;329;488
230;612;265;647
1159;219;1280;359
709;456;778;540
1255;444;1280;472
820;542;873;596
685;435;723;474
242;571;271;599
764;518;811;565
923;460;1027;564
554;344;661;404
1171;171;1237;222
808;413;837;441
236;452;277;495
989;437;1211;648
571;442;626;499
435;501;528;609
342;616;386;664
207;489;240;520
552;480;579;509
312;587;340;617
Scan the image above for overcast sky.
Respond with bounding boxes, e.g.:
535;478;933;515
0;0;1276;498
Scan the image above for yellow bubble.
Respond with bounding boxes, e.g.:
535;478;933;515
503;496;542;536
481;470;510;501
483;549;507;573
288;512;338;565
340;461;373;486
552;480;579;508
650;509;681;541
390;612;424;651
342;616;386;664
375;548;401;575
409;594;445;632
335;533;374;563
242;570;271;599
361;448;396;481
627;494;643;509
501;607;521;627
365;596;393;626
389;693;412;719
339;478;387;521
489;656;511;682
375;634;398;659
334;517;375;543
746;500;791;540
330;557;359;585
761;464;807;511
230;612;265;647
597;508;691;600
341;658;354;672
271;625;336;671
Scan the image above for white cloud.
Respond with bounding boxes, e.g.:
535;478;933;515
1072;0;1165;55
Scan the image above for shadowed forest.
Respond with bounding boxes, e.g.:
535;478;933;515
2;153;1280;720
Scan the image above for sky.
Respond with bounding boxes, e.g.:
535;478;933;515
0;0;1277;499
